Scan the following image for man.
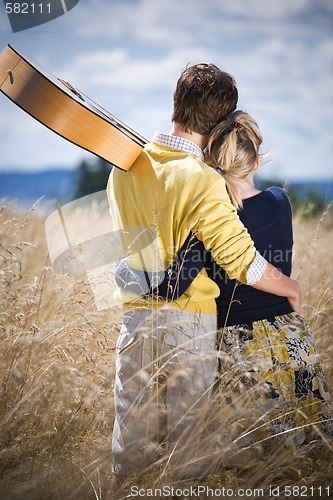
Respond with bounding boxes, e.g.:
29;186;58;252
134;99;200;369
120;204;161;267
107;63;301;491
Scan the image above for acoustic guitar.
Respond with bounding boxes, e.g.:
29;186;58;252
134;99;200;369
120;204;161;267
0;44;147;171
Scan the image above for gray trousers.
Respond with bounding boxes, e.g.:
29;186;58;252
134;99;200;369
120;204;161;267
112;308;218;480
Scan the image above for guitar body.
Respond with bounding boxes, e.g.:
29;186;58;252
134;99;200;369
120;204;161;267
0;45;147;171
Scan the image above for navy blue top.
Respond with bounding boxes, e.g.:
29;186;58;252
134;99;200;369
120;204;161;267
206;187;294;327
115;187;294;327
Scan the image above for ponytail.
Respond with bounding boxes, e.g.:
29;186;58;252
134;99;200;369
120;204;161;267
206;111;263;209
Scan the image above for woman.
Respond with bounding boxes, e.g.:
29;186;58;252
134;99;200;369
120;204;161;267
116;110;333;450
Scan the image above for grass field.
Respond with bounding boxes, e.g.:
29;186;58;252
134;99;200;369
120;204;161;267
0;201;332;499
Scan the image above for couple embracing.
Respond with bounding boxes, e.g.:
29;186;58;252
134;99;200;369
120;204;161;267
107;63;332;492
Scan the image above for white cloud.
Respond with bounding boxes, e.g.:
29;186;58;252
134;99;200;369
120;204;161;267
60;47;215;92
66;0;201;44
220;0;311;19
66;0;333;44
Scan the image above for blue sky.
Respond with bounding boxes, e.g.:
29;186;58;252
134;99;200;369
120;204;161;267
0;0;332;181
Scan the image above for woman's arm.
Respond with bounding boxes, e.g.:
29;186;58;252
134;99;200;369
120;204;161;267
115;233;206;299
251;261;302;313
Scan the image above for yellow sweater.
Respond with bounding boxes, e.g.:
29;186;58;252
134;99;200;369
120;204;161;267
107;142;256;314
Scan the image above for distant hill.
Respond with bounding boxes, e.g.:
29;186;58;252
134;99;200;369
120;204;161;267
256;178;333;202
0;168;332;213
0;168;79;212
285;179;333;202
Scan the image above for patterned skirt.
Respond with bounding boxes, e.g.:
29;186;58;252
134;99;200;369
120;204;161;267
217;312;333;454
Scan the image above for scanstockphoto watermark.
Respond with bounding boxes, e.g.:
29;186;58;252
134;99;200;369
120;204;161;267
45;191;293;311
45;191;166;311
3;0;80;33
130;485;332;498
130;485;266;498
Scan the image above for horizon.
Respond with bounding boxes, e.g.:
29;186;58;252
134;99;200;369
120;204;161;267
0;164;332;184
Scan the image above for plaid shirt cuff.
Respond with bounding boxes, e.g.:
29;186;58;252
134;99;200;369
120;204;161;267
246;251;268;285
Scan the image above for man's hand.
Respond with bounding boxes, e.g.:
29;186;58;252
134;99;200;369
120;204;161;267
251;262;302;314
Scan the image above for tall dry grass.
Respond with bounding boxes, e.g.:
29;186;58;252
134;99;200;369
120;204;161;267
0;201;332;499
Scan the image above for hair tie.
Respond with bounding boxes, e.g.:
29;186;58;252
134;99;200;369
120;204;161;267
216;166;223;173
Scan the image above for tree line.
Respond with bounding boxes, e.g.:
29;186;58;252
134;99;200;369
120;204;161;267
73;157;331;220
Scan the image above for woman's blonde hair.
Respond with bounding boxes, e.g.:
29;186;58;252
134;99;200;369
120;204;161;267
206;110;263;209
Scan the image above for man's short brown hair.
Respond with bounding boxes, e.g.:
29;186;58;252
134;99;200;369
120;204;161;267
172;63;238;136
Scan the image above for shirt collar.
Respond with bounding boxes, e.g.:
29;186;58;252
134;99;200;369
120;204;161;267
151;131;204;160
